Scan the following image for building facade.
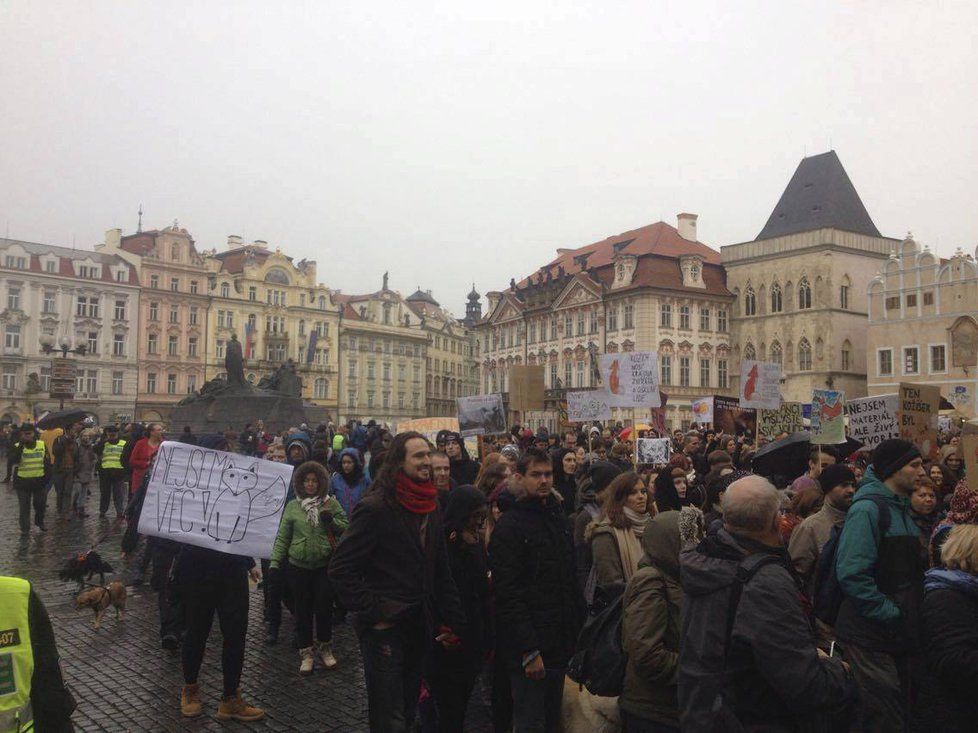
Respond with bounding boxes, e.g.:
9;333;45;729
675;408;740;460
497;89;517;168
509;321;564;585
476;214;735;431
98;225;213;422
0;237;140;424
337;277;429;425
866;238;978;413
721;151;899;403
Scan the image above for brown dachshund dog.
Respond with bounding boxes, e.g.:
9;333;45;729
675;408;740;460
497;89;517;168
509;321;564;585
75;581;127;630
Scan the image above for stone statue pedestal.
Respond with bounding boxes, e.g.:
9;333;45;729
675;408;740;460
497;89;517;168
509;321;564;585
169;389;309;435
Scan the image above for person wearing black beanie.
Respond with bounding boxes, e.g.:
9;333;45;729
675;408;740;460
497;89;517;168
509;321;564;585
833;438;926;731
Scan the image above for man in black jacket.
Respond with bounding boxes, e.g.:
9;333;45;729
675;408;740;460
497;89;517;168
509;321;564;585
330;431;465;732
489;448;583;732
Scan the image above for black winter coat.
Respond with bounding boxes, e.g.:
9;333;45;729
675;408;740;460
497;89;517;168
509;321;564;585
489;493;583;668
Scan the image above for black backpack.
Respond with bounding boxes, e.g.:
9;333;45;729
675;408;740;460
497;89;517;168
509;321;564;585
567;582;626;696
812;495;891;626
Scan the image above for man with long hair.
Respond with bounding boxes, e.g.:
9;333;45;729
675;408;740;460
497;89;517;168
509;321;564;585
329;431;464;732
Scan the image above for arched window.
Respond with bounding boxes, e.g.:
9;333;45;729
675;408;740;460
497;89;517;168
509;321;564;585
798;339;812;371
770;283;783;313
745;287;757;316
841;340;852;370
220;282;230;298
744;342;756;361
770;341;783;367
314;378;328;399
798;278;812;309
318;296;327;310
840;275;851;310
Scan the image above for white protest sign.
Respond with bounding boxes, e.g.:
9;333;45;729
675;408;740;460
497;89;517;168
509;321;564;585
137;441;292;559
844;394;900;449
636;438;671;465
566;390;612;422
599;351;661;408
457;393;507;436
691;397;713;425
740;360;782;410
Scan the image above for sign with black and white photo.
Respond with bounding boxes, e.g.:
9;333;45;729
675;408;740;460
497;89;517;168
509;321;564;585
845;395;900;449
636;438;672;465
457;394;507;437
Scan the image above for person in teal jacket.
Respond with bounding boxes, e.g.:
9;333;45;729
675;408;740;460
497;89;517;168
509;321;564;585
834;438;926;733
270;460;349;675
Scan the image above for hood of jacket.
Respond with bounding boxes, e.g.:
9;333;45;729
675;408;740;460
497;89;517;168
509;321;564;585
640;509;682;579
858;465;906;504
444;484;487;533
292;460;330;498
924;567;978;597
680;523;779;598
286;432;312;463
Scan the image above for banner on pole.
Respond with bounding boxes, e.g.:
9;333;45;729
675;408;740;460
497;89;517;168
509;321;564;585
636;438;671;465
566;390;612;423
599;351;661;408
691;397;713;425
811;390;847;444
457;394;507;437
137;441;292;559
740;360;782;410
759;402;804;439
898;383;941;460
845;394;900;449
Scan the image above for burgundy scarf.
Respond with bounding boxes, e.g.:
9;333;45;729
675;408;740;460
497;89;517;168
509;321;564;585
395;472;438;514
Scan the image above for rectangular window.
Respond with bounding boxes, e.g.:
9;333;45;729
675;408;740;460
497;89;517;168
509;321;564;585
189;307;198;326
249;286;257;302
87;331;98;354
550;363;558;388
878;349;893;376
149;274;159;289
367;362;375;380
589;309;598;334
564;362;572;387
217;310;226;328
147;334;158;354
930;345;946;373
840;285;850;309
149;302;159;321
718;359;729;388
187;374;197;393
367;391;375;408
660;355;672;385
382;391;390;409
680;305;691;330
841;347;851;371
717;309;728;333
189;280;199;295
76;296;87;317
551;317;558;340
348;360;357;378
188;336;198;357
1;367;15;390
885;296;900;310
383;362;391;381
903;347;919;375
347;389;357;407
146;373;157;393
111;371;123;395
216;340;225;359
413;364;420;382
44;260;55;273
4;255;26;269
170;277;179;292
44;292;57;314
113;333;125;356
700;358;710;387
923;291;934;306
84;369;98;395
699;307;710;331
168;335;178;356
40;367;50;391
116;269;126;282
607;307;618;332
528;322;536;344
114;299;125;320
167;374;177;394
564;313;573;336
7;287;20;311
4;325;21;350
398;392;405;409
679;356;690;387
169;306;179;324
576;360;585;388
906;293;917;308
660;304;672;328
623;304;634;329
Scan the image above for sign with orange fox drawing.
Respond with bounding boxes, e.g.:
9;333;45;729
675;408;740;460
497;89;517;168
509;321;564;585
599;351;661;408
811;389;847;444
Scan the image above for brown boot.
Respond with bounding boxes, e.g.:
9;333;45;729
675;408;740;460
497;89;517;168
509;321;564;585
216;690;265;722
180;683;202;718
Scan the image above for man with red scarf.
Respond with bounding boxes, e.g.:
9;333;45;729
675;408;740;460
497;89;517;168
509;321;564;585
329;431;464;732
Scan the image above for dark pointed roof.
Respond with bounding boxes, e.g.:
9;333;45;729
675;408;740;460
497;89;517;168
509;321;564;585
756;151;882;241
406;288;440;306
467;284;480;300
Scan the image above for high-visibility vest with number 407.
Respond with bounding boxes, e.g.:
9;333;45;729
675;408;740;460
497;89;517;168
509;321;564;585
0;576;34;732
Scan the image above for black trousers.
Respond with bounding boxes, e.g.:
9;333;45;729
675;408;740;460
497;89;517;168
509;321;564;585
149;545;183;640
15;477;48;532
426;649;484;733
181;570;249;697
260;558;294;626
289;565;334;647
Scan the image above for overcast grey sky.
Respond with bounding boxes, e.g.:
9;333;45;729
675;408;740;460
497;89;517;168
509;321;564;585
2;1;976;314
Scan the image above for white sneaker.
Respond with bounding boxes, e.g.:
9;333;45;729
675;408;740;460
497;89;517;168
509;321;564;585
298;647;314;675
316;641;337;669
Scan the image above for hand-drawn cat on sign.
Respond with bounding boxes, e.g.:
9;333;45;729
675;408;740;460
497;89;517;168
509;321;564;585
206;463;287;543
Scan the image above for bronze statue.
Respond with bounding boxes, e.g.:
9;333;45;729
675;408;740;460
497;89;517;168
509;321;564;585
225;333;246;388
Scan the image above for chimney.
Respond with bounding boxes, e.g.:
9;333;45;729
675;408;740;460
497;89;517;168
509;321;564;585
227;234;242;249
254;239;268;248
104;228;122;250
677;213;698;241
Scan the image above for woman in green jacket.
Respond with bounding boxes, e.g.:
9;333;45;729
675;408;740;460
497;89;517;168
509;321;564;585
270;460;349;675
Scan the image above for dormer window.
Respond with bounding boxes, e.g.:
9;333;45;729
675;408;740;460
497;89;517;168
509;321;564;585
4;255;27;270
78;265;100;279
45;260;56;273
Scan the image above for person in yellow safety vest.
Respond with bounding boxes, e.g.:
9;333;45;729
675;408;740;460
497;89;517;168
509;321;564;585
0;576;76;732
331;427;346;453
10;425;50;534
94;425;128;519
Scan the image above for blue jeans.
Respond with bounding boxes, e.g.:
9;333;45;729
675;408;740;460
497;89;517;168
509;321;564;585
509;666;566;733
360;621;427;733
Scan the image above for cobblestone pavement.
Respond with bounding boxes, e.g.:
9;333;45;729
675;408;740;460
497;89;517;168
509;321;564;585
0;480;493;731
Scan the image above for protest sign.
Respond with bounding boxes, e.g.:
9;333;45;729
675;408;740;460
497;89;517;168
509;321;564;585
945;382;976;418
599;351;661;408
649;392;670;436
898;383;941;460
691;396;713;425
566;390;612;423
509;365;546;414
137;441;292;559
457;393;507;437
740;360;782;410
845;394;900;449
712;396;757;438
636;438;671;465
759;402;803;439
811;390;847;444
396;417;478;456
963;434;978;490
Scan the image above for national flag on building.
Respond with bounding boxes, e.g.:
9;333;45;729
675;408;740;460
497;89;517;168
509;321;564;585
306;329;318;364
244;320;256;358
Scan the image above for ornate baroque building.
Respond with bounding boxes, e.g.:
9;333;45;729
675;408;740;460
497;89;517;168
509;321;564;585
866;237;978;410
721;151;900;403
476;214;735;430
0;237;140;423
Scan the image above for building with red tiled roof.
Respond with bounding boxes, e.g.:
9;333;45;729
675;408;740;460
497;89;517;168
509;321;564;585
476;214;735;430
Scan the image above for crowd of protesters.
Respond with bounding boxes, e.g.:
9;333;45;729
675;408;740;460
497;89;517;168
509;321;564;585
4;413;977;731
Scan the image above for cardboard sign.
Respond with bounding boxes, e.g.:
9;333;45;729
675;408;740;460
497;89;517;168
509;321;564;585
945;383;977;418
712;396;757;438
636;438;671;465
811;390;847;445
845;395;900;449
566;390;612;423
457;394;507;437
599;351;661;408
740;360;782;410
509;365;546;414
898;383;941;460
759;402;804;439
137;441;292;559
691;397;713;425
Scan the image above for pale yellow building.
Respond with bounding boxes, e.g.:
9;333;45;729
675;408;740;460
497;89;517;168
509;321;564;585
722;151;900;403
204;236;340;419
867;237;978;414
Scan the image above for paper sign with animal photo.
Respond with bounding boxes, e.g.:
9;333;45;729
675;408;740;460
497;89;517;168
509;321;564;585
457;393;507;437
138;441;293;559
690;397;713;425
712;396;757;438
845;394;900;449
740;360;782;410
599;351;661;408
759;402;804;439
945;383;976;418
566;390;612;423
636;438;671;465
810;389;847;445
898;383;941;460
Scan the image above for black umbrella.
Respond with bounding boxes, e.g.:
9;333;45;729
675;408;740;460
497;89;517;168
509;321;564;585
751;431;864;483
36;409;90;431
